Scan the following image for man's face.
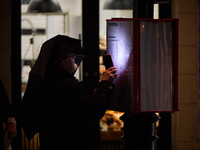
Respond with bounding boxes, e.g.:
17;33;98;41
62;53;78;73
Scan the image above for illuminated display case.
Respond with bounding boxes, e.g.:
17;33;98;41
106;18;178;113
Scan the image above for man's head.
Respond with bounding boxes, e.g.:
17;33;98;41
59;53;78;73
45;35;85;74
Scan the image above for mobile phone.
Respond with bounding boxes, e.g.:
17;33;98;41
103;54;114;70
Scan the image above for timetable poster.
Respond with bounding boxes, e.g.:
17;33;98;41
107;20;134;112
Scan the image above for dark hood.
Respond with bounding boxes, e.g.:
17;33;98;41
31;34;85;78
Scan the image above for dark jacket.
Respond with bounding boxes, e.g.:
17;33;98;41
0;80;15;124
33;68;114;150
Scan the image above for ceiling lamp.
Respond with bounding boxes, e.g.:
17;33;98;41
27;0;62;13
103;0;133;10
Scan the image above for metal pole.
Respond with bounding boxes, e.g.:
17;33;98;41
121;113;160;150
133;0;154;18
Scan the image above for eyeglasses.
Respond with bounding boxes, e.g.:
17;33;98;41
66;53;86;59
66;53;75;59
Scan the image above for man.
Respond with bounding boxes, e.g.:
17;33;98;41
20;35;117;149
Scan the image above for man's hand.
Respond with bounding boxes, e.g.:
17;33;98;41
6;117;17;139
101;67;118;82
6;123;17;139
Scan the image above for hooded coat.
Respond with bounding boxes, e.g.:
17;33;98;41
20;35;114;150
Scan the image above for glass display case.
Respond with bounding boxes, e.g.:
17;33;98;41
106;18;179;113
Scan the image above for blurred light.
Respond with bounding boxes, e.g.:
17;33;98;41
27;0;62;13
103;0;133;10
